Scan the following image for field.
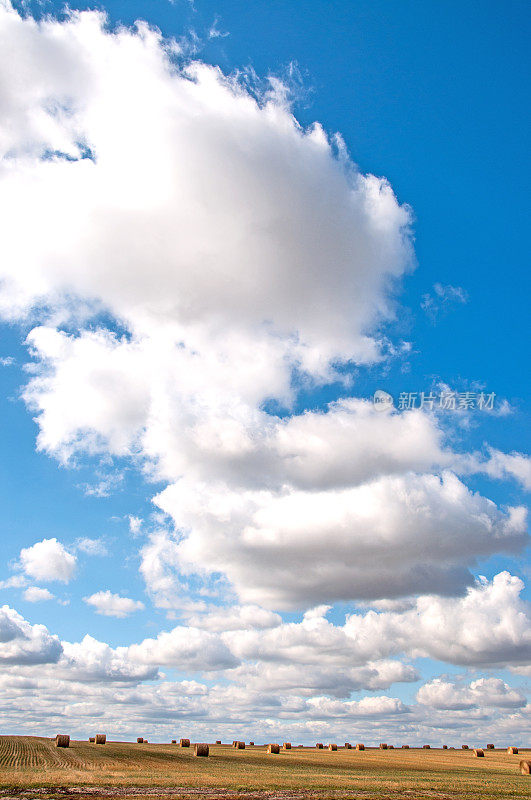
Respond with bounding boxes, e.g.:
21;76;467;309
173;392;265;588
0;737;529;800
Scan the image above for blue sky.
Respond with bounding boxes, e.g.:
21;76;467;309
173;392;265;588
0;0;529;743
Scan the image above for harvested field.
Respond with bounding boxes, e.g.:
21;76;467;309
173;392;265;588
0;737;529;799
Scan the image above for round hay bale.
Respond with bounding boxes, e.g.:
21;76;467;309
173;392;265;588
328;743;337;751
56;735;70;748
237;741;245;749
402;745;410;749
180;738;190;747
344;742;352;749
486;744;494;749
249;741;254;746
462;744;469;749
356;743;365;750
422;745;430;749
215;740;221;744
95;734;106;745
474;749;485;758
380;743;388;749
144;740;148;743
267;743;280;754
171;740;176;744
389;745;394;749
88;737;95;743
442;745;447;749
508;746;519;754
137;738;144;743
194;743;209;757
283;742;291;750
232;740;238;747
316;743;323;749
519;760;531;775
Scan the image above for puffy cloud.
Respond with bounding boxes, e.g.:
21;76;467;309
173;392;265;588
344;572;531;668
83;591;145;618
0;605;62;664
128;626;240;671
155;472;527;608
227;660;419;698
306;695;408;718
221;573;531;671
417;677;526;710
184;604;282;632
0;3;411;361
23;586;55;603
473;448;531;491
19;538;76;583
58;635;157;682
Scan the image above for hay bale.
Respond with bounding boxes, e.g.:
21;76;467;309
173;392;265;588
442;745;447;749
194;743;209;757
238;741;246;749
316;743;323;749
402;745;410;749
389;745;394;749
56;735;70;748
328;743;337;751
486;744;494;749
422;745;430;749
283;742;291;750
137;738;144;743
267;743;280;754
344;742;352;749
249;741;254;746
144;740;148;743
380;743;388;749
88;737;95;743
520;760;531;775
474;749;484;758
215;740;221;744
95;734;106;745
508;746;519;754
180;738;190;747
461;744;469;749
356;743;365;750
171;740;176;744
232;740;238;747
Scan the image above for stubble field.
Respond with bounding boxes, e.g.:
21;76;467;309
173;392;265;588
0;737;529;800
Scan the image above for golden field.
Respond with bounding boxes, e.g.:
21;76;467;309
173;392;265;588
0;736;529;799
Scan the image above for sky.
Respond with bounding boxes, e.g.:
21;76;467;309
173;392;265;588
0;0;529;746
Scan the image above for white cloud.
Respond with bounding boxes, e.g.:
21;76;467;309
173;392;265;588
59;635;157;682
0;575;28;590
0;3;411;362
128;625;239;671
75;537;108;556
19;538;77;583
185;604;281;632
155;472;527;608
84;591;144;618
417;678;526;710
23;586;55;603
476;448;531;491
421;283;468;321
0;605;62;664
344;572;531;668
